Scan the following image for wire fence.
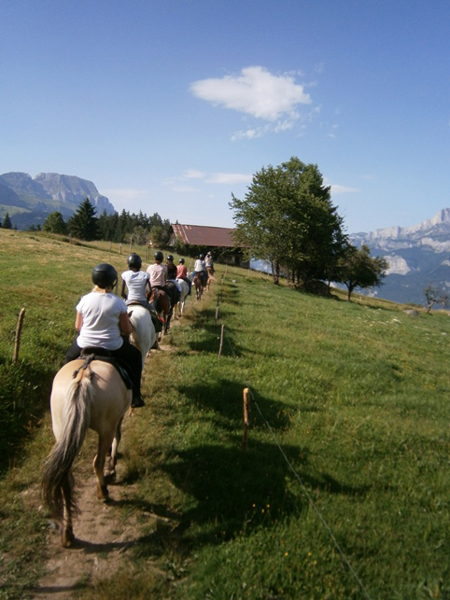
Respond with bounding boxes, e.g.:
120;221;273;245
214;271;372;600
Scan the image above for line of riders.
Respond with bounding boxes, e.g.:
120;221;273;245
63;252;214;410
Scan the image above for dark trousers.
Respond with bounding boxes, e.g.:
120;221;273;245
64;338;142;398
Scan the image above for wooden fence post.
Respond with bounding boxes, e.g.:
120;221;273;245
218;324;225;357
13;308;26;363
242;388;250;451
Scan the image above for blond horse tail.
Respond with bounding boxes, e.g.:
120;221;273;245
42;366;93;520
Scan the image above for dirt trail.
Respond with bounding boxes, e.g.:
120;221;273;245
32;317;182;598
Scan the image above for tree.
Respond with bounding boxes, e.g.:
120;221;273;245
43;211;67;234
68;198;98;241
2;212;12;229
424;285;449;313
230;157;346;285
338;244;388;301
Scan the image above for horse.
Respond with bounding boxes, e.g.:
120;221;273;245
193;272;206;300
128;304;157;362
149;287;171;334
42;355;131;547
175;278;190;316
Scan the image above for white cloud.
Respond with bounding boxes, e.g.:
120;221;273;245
206;172;253;185
330;184;360;195
190;66;311;122
171;185;201;193
183;169;206;179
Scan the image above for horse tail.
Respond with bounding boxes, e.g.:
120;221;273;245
42;365;93;519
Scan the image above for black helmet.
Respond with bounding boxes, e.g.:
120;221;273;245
179;258;185;264
199;254;204;259
154;251;164;262
127;253;142;269
166;254;174;262
92;263;118;289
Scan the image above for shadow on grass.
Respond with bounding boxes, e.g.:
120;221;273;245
158;439;370;547
0;360;54;475
178;378;290;432
183;315;246;358
152;378;371;546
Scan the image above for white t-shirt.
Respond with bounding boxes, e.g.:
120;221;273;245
76;291;127;350
147;263;167;287
194;259;206;272
121;269;150;303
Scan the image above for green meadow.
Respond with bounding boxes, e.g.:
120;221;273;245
1;229;449;599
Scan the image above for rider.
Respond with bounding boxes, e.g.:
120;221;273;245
205;252;215;278
121;253;152;310
193;254;208;286
147;251;168;291
177;257;192;295
165;254;181;307
64;263;145;408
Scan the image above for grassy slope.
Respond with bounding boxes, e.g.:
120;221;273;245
0;230;449;599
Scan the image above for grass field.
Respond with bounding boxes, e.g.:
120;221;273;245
1;229;449;599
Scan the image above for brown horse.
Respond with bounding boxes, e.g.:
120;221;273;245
42;356;131;547
193;272;206;300
149;287;171;334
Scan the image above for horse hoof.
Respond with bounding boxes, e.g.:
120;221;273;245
97;485;109;501
62;527;75;548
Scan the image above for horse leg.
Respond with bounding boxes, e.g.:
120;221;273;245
61;473;75;547
106;417;123;480
93;433;114;500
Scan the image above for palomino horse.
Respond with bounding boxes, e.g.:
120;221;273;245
193;272;206;300
42;356;131;547
149;288;171;334
175;278;190;316
128;304;157;363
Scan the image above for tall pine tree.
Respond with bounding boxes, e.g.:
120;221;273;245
68;198;98;241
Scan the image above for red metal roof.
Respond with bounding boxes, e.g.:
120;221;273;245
171;224;238;248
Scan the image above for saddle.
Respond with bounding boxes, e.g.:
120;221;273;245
76;348;133;390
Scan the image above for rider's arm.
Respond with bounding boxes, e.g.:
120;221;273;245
120;280;127;300
119;312;133;335
75;311;83;332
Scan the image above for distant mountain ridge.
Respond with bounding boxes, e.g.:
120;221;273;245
0;172;116;229
351;208;450;305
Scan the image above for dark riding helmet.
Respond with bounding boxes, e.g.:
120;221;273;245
92;263;118;289
166;254;174;262
199;254;204;259
154;251;164;262
127;253;142;269
179;258;185;264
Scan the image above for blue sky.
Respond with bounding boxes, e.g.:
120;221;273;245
1;0;449;234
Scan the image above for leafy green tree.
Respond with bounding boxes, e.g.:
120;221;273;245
43;211;67;234
230;157;346;285
2;212;12;229
338;244;388;301
68;198;98;241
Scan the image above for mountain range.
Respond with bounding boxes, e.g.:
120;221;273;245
0;172;115;229
351;208;450;306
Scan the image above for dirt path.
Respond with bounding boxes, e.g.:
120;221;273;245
31;316;183;598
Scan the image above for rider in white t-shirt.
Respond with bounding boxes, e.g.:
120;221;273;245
121;253;152;309
64;263;145;408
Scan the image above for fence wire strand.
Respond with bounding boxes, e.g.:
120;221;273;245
218;301;372;600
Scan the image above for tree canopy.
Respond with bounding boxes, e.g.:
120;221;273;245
43;211;68;235
230;157;346;286
337;244;388;300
